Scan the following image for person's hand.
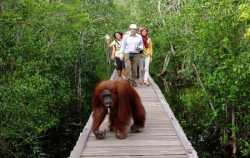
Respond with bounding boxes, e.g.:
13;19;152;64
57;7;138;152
150;57;153;63
111;55;115;60
105;34;111;47
105;34;110;40
136;46;143;51
119;54;124;61
138;45;144;50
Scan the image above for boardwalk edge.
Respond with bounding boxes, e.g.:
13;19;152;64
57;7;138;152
68;114;93;158
149;75;198;158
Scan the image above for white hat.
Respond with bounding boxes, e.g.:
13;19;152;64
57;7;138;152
129;24;137;29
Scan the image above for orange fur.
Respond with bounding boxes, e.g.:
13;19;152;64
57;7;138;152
92;79;146;139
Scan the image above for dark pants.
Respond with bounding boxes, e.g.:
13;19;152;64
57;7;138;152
115;57;125;70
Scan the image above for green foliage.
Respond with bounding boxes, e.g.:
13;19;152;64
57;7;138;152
0;0;102;157
0;75;57;157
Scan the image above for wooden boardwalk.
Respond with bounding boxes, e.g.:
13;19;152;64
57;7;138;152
69;73;198;158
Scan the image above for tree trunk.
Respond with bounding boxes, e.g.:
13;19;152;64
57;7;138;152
192;63;215;111
158;45;174;77
172;0;180;12
157;45;175;93
157;0;165;25
231;106;237;158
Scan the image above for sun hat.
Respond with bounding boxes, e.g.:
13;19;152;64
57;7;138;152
129;24;137;29
139;27;148;32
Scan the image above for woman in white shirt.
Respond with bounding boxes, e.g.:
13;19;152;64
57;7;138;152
110;32;124;78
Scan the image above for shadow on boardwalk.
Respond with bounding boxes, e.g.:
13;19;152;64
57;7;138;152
69;72;198;158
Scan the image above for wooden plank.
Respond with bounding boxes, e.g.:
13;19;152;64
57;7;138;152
82;155;188;158
83;146;185;151
82;150;186;156
87;135;181;141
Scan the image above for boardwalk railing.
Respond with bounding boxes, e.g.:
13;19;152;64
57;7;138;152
69;72;198;158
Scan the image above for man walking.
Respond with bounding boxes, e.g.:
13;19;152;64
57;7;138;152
120;24;144;87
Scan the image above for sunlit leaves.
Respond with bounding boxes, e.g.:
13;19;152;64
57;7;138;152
239;3;250;22
239;3;250;38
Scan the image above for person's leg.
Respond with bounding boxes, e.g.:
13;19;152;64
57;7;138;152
139;57;145;84
116;57;123;77
121;69;126;79
116;69;121;78
123;53;132;81
131;54;140;86
137;65;140;79
143;56;150;85
121;60;126;79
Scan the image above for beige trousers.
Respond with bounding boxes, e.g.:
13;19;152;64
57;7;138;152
123;53;140;82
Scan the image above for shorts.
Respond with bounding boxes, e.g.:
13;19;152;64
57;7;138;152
115;57;125;70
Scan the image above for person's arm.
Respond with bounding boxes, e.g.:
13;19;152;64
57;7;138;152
148;38;153;62
105;34;112;48
111;46;115;60
120;36;127;53
138;35;144;51
120;37;127;60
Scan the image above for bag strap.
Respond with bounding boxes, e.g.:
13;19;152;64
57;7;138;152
115;40;121;46
113;40;121;50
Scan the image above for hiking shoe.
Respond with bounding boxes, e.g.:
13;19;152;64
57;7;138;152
132;83;137;87
144;82;150;86
131;80;137;87
127;79;132;85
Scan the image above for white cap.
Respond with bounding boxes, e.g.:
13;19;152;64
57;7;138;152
129;24;137;29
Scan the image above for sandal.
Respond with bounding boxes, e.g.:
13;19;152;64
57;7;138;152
140;78;144;84
144;82;150;86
